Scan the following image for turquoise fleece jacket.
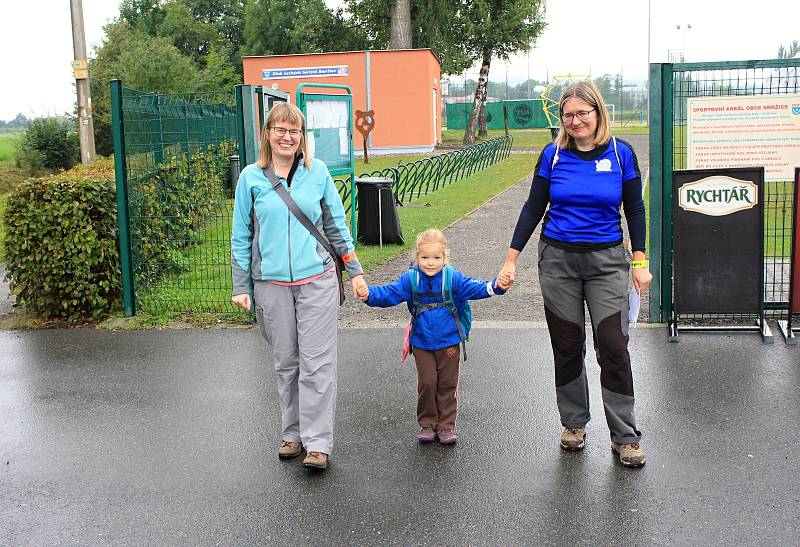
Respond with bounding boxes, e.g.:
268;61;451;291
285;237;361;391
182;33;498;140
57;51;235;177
231;158;362;295
365;266;505;351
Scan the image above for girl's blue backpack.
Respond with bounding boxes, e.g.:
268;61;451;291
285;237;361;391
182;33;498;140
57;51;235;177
407;264;472;360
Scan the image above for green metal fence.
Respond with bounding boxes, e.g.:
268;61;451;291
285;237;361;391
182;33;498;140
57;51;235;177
334;135;514;214
649;59;800;324
111;80;238;316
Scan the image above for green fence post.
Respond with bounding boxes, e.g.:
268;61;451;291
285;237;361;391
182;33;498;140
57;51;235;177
660;64;674;325
648;63;664;323
110;79;136;316
235;85;246;164
154;93;164;165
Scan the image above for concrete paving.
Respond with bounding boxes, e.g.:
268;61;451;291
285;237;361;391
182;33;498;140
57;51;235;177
2;327;798;544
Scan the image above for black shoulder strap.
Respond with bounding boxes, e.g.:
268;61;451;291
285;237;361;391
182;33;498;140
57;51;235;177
263;167;337;259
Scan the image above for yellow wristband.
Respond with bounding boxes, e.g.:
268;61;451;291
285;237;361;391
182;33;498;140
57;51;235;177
631;260;648;269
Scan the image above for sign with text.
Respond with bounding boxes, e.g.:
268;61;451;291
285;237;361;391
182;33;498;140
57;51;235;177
262;66;348;80
687;94;800;182
672;168;764;314
678;175;758;216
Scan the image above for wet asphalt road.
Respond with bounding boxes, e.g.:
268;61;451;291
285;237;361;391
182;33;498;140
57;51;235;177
2;327;799;545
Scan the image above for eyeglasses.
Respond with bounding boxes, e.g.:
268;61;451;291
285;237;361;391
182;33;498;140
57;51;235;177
561;109;595;123
270;126;302;138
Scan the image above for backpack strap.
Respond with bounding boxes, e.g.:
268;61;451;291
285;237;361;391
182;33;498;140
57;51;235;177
442;265;467;361
408;267;419;309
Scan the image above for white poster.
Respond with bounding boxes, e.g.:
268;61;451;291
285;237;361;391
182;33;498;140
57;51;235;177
687;94;800;182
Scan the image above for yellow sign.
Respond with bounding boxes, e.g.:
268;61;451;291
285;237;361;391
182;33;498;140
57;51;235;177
73;59;89;79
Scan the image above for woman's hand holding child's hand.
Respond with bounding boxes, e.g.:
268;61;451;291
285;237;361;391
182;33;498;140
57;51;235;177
351;274;369;301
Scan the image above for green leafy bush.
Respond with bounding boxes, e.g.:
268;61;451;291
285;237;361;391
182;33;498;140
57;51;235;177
3;158;121;320
3;140;234;321
15;117;80;175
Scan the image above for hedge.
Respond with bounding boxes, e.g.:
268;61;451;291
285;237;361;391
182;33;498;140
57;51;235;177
3;141;235;321
3;158;120;320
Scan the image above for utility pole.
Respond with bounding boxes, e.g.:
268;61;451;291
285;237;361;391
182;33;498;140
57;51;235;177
70;0;96;164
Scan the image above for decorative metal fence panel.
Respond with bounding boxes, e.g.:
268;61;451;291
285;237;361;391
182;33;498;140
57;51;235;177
333;135;513;214
649;59;800;323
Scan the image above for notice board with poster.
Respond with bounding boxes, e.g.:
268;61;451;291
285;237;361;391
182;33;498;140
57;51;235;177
686;94;800;182
671;167;771;342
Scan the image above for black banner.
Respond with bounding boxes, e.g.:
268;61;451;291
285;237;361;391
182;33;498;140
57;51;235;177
672;168;764;314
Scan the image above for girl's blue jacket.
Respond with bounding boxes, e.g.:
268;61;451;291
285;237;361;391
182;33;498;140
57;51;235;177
366;266;504;351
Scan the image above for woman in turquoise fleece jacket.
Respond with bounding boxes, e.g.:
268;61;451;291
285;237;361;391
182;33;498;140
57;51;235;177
230;102;366;471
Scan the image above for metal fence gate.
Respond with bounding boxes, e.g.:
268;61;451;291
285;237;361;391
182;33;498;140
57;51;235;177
649;59;800;324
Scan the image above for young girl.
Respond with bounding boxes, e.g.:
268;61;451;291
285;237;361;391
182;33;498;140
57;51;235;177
356;229;504;444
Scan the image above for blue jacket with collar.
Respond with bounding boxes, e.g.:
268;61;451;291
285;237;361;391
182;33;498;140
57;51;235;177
365;266;504;351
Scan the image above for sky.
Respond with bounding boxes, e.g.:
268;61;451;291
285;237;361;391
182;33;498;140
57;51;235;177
2;0;798;121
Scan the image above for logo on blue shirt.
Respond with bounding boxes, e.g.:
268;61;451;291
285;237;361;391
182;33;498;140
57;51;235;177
595;158;612;172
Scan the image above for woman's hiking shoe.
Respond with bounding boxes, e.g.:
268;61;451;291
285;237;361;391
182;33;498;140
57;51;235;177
560;427;586;451
611;442;646;467
437;430;458;445
417;427;436;443
278;440;303;459
302;451;329;469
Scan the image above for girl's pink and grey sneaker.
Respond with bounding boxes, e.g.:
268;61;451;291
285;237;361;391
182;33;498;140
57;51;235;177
417;427;436;442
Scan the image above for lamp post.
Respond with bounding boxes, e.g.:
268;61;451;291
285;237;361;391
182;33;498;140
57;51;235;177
676;23;692;62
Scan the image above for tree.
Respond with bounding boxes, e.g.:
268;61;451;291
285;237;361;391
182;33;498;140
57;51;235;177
243;0;366;56
347;0;473;75
119;0;247;75
462;0;546;145
16;117;80;174
89;22;205;155
777;40;799;59
388;0;411;49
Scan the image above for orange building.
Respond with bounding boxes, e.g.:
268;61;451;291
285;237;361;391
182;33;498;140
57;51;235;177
242;49;442;155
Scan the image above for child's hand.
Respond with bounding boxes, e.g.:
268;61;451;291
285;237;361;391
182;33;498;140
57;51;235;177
351;276;369;302
497;261;516;290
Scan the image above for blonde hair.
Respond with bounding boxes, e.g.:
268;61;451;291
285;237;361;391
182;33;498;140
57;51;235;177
257;102;313;170
555;80;611;149
415;228;450;262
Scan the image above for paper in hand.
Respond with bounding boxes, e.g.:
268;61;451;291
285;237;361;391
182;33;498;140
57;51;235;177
628;286;641;327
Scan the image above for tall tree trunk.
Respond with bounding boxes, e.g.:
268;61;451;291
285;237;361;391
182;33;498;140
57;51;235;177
462;52;491;145
389;0;412;49
478;95;488;136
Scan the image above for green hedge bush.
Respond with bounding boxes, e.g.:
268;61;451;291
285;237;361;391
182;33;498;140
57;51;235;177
3;141;235;321
3;158;121;320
